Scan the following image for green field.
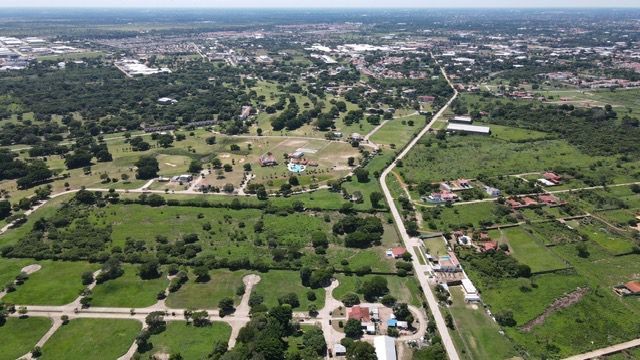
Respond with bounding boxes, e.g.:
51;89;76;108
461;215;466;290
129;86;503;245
91;265;169;308
0;317;52;360
141;321;231;359
332;273;423;307
166;269;249;309
0;258;33;289
421;202;515;231
3;260;99;305
500;226;569;273
253;270;325;310
41;319;140;360
448;288;517;360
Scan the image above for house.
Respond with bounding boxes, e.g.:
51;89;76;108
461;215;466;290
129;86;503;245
387;318;398;328
450;115;473;124
364;322;376;334
157;97;177;105
479;240;498;253
435;252;461;273
259;153;278;167
543;171;562;185
423;191;459;204
614;281;640;296
457;235;471;246
537;178;557;187
539;194;565;206
446;123;491;135
350;133;363;141
239;105;252;120
418;95;435;103
171;174;193;183
348;306;370;322
371;307;380;321
522;197;538;207
484;186;501;197
289;151;305;159
334;343;347;356
462;278;481;303
396;321;409;329
506;198;523;209
440;179;473;192
374;336;397;360
390;247;407;259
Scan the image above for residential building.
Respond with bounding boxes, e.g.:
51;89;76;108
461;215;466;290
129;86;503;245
446;123;491;135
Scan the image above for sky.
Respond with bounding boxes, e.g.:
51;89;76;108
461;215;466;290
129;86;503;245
1;0;638;8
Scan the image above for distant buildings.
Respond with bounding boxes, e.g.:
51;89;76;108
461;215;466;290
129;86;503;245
115;59;171;76
258;153;278;167
450;115;473;124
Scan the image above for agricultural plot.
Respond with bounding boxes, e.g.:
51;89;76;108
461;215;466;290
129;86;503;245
399;131;640;185
448;287;518;360
3;260;98;306
140;321;231;359
0;317;52;360
573;220;636;255
499;226;569;273
41;319;140;360
369;114;425;148
421;202;516;231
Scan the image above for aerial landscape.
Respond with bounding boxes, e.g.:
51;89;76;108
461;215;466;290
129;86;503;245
0;2;639;360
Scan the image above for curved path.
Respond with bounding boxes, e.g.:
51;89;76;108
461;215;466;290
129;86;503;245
379;58;460;360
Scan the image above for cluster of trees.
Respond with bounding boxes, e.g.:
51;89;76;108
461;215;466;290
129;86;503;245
0;150;53;189
456;248;531;283
333;215;384;248
484;101;640;157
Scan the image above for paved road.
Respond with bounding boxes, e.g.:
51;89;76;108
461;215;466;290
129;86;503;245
563;338;640;360
379;60;460;360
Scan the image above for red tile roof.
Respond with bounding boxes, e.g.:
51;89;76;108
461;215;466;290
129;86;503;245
391;247;407;258
625;281;640;294
348;306;370;322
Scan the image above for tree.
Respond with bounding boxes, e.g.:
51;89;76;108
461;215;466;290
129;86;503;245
288;175;299;186
81;271;94;285
138;258;160;279
341;293;360;306
157;134;174;148
381;294;397;307
310;231;328;249
65;151;93;169
495;311;517;327
193;266;210;282
302;327;326;356
346;341;376;359
369;191;383;208
361;276;389;302
135;156;159;180
0;200;12;220
576;243;590;258
189;160;203;174
277;293;300;308
393;303;414;324
344;319;362;338
145;311;167;334
218;297;235;316
353;168;369;183
191;310;210;327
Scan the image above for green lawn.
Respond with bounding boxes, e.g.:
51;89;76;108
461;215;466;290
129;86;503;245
0;258;32;289
253;270;324;310
91;265;169;308
0;317;52;360
3;260;99;305
166;269;249;309
41;319;140;360
140;321;231;359
500;226;569;273
448;287;517;360
575;221;635;255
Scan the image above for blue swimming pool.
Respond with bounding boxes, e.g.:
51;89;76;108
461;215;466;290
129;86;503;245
288;163;306;173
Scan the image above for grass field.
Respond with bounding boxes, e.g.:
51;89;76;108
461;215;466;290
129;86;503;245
369;114;425;148
253;270;324;310
0;258;33;289
421;202;515;231
332;273;423;307
41;318;140;360
91;265;169;308
574;220;635;255
499;226;569;273
3;260;99;305
166;269;249;309
140;321;231;359
0;317;52;360
448;287;517;360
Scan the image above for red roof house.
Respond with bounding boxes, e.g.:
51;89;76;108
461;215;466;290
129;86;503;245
348;306;370;322
543;172;562;184
391;247;407;259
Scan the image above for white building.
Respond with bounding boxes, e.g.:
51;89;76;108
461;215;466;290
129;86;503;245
446;123;491;135
374;336;397;360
